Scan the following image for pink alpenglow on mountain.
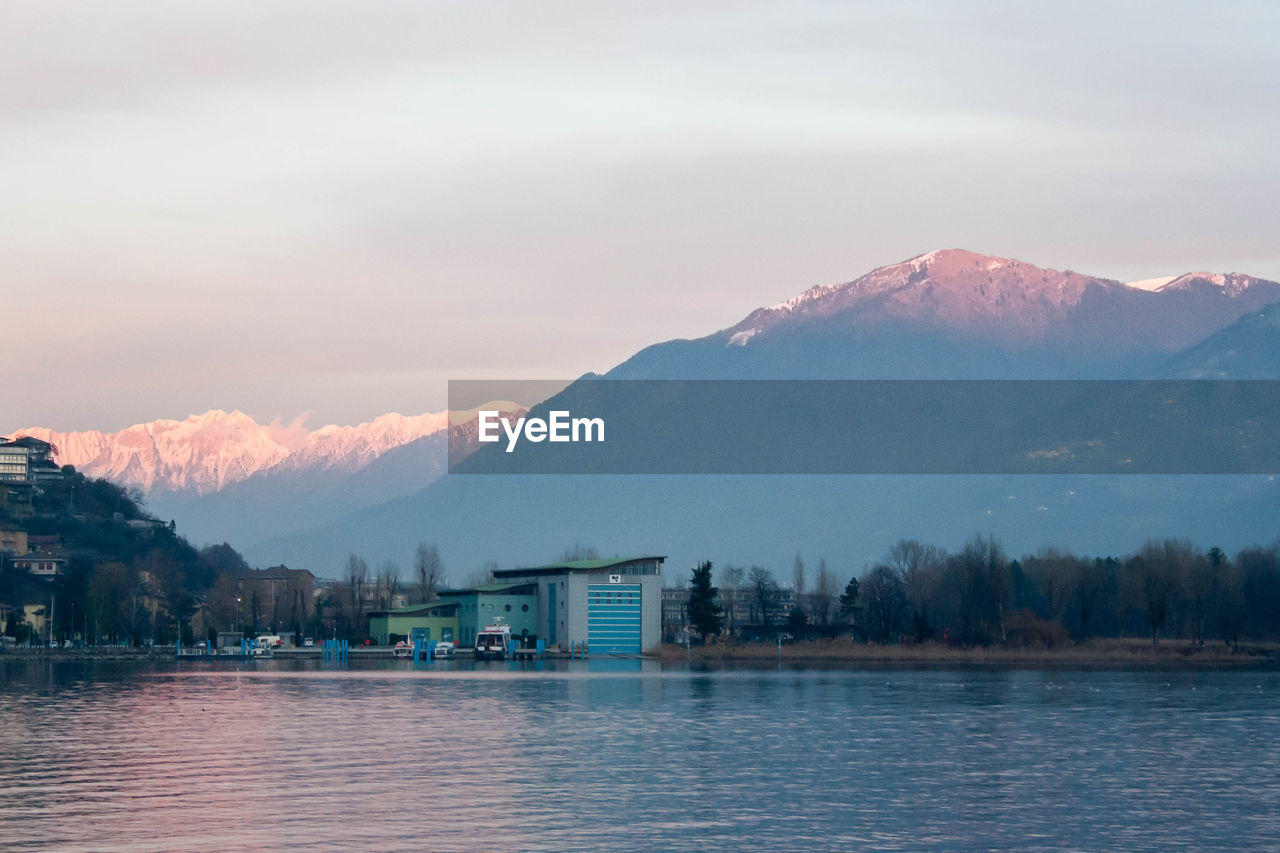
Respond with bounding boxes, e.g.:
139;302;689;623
722;249;1280;349
13;409;448;496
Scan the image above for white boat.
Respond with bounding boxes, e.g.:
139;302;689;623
432;640;455;659
474;619;511;661
392;641;413;659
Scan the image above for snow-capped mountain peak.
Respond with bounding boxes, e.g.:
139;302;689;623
1126;276;1177;292
1157;272;1263;297
718;249;1280;351
724;248;1124;346
290;411;450;471
10;408;448;495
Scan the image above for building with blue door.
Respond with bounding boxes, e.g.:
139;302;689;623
493;556;665;654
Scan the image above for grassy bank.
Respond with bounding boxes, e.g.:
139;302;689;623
657;638;1280;668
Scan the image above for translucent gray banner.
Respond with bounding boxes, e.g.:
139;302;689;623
447;380;1280;475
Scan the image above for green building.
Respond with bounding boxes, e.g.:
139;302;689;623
367;601;460;646
438;582;539;646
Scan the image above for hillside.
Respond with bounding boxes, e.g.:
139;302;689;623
1163;302;1280;379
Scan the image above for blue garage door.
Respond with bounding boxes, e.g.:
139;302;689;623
588;584;642;654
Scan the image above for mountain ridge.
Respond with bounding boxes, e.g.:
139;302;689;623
719;248;1279;348
12;408;448;496
608;249;1280;381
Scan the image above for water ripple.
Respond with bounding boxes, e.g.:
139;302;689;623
1;662;1277;851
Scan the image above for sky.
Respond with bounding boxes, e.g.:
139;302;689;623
6;1;1280;431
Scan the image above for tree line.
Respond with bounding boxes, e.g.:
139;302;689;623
686;535;1280;648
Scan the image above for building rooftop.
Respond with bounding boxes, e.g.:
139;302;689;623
438;581;538;595
367;601;457;618
241;565;314;581
494;556;667;577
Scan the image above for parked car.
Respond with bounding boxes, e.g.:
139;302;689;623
303;637;315;647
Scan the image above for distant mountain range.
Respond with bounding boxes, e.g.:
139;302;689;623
15;409;447;495
11;409;448;550
11;249;1280;574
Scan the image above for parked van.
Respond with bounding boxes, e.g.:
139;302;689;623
255;635;282;650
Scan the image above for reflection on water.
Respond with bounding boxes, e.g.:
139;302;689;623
2;659;1278;851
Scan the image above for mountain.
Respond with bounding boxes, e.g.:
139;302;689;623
148;432;448;550
251;249;1280;577
608;249;1280;380
12;409;448;496
16;410;291;495
9;409;451;551
1163;301;1280;379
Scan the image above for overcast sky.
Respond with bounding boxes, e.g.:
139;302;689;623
6;1;1279;431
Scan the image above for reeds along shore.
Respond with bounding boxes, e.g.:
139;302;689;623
657;638;1280;666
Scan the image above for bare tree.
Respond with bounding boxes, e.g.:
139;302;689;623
1022;547;1084;622
792;553;806;617
464;560;499;588
206;572;239;631
1212;549;1245;651
949;535;1011;646
1182;547;1214;647
887;539;944;626
720;565;745;632
861;564;908;642
414;542;443;603
812;558;838;625
345;553;369;638
748;566;779;626
1136;539;1193;645
376;561;400;610
560;542;600;562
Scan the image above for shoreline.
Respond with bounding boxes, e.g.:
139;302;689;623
5;639;1279;669
657;639;1280;669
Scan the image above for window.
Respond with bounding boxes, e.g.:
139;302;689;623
504;604;511;612
521;604;529;612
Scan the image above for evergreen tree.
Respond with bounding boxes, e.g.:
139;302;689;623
687;561;723;642
839;576;860;623
786;605;808;640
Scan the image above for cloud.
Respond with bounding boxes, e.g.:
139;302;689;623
266;411;316;451
5;1;1280;429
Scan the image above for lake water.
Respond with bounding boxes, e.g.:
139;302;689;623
2;659;1278;851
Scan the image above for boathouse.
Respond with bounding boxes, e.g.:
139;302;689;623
492;556;665;654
